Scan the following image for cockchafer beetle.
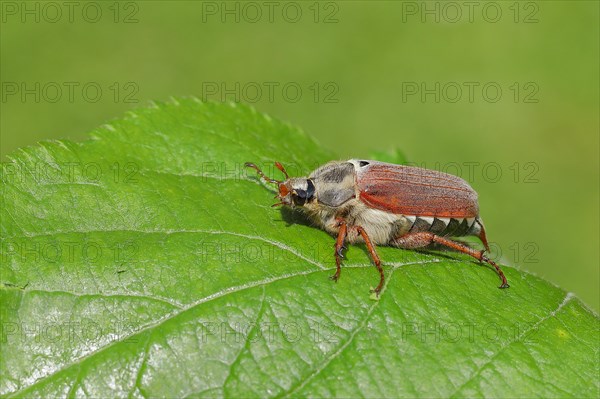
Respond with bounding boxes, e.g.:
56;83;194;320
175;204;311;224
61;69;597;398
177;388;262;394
245;159;509;296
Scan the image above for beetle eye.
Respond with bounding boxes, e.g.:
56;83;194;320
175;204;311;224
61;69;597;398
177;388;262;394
293;190;307;206
306;179;315;197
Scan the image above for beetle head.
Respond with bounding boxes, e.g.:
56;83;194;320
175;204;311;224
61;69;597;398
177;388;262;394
245;162;315;208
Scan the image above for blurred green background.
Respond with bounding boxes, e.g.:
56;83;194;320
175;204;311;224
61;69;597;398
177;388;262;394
1;1;598;310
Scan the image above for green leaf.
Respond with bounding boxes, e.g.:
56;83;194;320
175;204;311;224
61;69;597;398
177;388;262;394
1;99;598;398
368;148;409;165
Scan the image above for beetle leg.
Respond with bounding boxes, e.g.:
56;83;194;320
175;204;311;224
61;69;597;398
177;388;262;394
356;226;384;296
330;220;347;282
392;232;509;288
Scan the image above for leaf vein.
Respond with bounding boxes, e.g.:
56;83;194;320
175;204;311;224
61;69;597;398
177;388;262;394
281;268;396;398
448;292;575;397
9;261;432;396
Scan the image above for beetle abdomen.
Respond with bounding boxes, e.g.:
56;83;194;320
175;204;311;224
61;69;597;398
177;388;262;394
393;214;489;251
404;215;482;237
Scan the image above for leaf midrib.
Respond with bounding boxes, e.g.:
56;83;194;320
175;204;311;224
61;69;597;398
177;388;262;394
6;259;439;397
